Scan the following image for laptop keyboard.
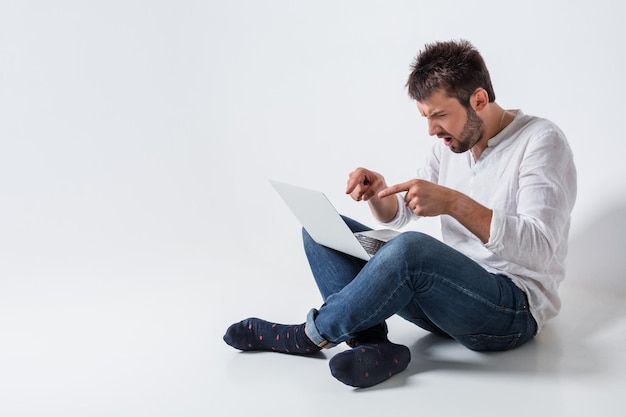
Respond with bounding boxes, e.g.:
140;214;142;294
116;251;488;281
355;234;386;256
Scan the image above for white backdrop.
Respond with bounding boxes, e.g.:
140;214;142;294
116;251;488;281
1;1;626;415
1;1;624;269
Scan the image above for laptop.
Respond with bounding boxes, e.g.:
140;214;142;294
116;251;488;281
270;179;400;261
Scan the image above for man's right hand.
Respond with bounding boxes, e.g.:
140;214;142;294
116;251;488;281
346;167;400;223
345;167;387;202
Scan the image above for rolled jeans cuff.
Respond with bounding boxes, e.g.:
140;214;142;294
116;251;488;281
305;308;337;349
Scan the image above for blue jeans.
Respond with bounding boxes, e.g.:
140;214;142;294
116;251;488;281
303;217;537;352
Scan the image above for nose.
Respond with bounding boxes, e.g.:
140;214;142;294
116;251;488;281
427;118;439;137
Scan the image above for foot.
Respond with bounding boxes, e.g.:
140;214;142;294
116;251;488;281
223;317;321;355
329;341;410;388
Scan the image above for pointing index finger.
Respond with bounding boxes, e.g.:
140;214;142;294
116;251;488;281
378;181;411;199
345;177;361;194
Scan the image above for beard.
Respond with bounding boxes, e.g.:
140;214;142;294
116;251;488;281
450;106;484;153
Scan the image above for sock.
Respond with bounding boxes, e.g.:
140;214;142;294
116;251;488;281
330;324;410;388
329;341;411;388
223;317;321;355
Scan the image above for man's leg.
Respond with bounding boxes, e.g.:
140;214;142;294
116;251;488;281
302;216;369;301
306;231;537;351
301;217;410;387
225;224;536;387
223;217;377;357
302;230;536;387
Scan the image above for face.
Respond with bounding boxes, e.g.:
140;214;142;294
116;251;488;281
417;89;484;153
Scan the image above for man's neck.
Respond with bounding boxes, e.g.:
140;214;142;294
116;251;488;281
471;105;510;161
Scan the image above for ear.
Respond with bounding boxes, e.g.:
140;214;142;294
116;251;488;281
471;88;489;112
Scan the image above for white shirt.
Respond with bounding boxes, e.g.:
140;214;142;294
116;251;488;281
383;110;577;332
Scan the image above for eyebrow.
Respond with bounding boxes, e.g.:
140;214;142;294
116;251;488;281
422;110;446;118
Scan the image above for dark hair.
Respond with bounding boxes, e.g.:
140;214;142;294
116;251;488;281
406;39;496;108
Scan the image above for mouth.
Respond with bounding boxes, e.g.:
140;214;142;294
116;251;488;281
438;135;453;147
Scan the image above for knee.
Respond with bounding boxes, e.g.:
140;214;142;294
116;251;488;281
383;231;434;256
302;227;325;255
376;231;445;268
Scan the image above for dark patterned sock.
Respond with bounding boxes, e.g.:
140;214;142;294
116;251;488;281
223;317;321;355
329;341;411;388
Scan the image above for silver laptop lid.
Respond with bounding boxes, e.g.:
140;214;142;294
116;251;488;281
269;179;371;260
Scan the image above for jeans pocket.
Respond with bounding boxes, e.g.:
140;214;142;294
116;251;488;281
455;332;522;352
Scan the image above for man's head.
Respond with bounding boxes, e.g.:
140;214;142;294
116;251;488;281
406;40;496;154
406;39;495;107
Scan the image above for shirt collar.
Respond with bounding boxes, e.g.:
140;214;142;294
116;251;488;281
487;109;523;148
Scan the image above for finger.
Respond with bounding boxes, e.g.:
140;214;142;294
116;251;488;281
361;188;377;201
345;178;359;194
346;183;364;201
346;173;367;194
378;181;411;199
348;176;374;197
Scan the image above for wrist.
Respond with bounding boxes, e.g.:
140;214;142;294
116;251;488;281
444;188;463;216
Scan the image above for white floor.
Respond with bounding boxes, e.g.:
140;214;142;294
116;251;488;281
1;205;625;417
2;2;625;416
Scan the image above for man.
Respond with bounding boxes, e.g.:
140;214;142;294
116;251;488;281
224;39;577;388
